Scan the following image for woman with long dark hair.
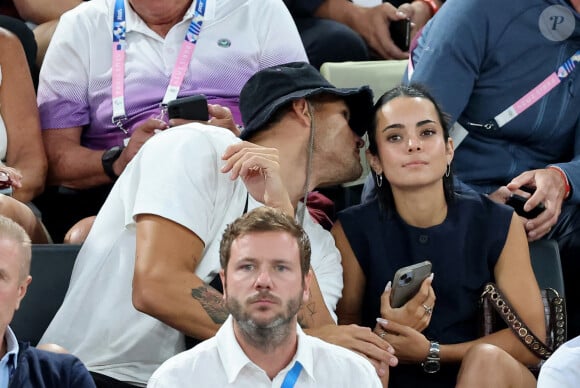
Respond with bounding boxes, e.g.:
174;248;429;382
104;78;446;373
332;85;545;387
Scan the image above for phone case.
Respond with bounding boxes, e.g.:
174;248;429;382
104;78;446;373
167;95;209;121
505;194;546;219
390;260;432;308
389;19;411;52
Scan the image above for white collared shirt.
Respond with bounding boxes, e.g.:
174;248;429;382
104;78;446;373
0;327;19;388
148;316;382;387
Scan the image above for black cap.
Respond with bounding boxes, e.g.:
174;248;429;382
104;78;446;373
239;62;373;140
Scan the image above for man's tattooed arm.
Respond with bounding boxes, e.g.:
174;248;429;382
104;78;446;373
191;285;229;324
297;289;317;329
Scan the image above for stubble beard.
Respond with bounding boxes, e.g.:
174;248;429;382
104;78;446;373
227;292;302;352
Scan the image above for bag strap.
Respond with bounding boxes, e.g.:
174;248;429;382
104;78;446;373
481;283;552;360
543;287;567;350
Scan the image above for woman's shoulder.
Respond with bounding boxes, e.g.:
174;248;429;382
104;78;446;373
337;197;381;222
451;192;515;239
454;191;514;216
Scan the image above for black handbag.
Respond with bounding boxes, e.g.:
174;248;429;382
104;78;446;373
479;282;566;360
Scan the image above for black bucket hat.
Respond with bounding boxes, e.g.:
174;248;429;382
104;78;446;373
239;62;373;140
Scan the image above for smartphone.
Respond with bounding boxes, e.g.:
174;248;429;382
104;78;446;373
389;19;411;52
505;194;546;219
167;94;209;121
390;260;432;308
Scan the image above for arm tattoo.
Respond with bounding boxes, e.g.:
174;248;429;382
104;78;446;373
191;285;229;324
297;289;317;329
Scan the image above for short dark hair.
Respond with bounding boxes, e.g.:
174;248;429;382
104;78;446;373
368;84;454;213
219;207;311;276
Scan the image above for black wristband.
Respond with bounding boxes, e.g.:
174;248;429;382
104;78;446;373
101;146;124;181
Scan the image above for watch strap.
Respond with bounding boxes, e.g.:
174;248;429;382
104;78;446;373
102;146;124;181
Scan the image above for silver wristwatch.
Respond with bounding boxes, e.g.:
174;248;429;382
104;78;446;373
422;340;440;373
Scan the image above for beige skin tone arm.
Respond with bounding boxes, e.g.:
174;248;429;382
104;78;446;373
12;0;82;24
43;118;167;189
0;29;47;202
333;221;365;326
381;213;546;367
133;214;336;338
132;214;225;340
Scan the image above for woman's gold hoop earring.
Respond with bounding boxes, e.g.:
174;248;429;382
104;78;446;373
445;164;451;178
376;173;383;188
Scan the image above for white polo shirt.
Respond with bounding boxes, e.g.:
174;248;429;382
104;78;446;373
148;315;382;388
37;0;307;150
39;124;343;386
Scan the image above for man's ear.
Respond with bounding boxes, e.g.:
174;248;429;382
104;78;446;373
366;149;383;175
291;98;312;128
219;269;227;300
15;275;32;311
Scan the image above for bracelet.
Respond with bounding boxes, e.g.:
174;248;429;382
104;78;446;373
414;0;439;16
548;166;570;199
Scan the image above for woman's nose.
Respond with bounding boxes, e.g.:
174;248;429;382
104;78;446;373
407;136;422;151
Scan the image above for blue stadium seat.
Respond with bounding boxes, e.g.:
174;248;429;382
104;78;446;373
529;239;565;298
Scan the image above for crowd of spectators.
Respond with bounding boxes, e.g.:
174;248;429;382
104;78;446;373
0;0;579;387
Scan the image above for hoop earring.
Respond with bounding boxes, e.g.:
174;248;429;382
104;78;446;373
445;164;451;178
375;173;383;188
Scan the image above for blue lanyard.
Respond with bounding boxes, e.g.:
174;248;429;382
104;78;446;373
280;362;303;388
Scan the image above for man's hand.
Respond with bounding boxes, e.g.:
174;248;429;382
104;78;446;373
397;1;432;39
221;142;293;215
377;318;430;363
306;324;398;379
169;104;240;137
351;3;409;59
505;169;565;241
0;166;22;189
113;118;168;176
315;0;409;59
380;274;435;331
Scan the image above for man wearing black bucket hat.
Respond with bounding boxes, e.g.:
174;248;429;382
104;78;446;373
38;62;395;387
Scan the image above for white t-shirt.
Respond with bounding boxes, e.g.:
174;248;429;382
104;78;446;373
148;315;382;388
39;124;342;386
37;0;307;150
538;335;580;388
0;66;7;161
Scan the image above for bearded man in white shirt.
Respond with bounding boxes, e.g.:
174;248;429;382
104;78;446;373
148;206;384;388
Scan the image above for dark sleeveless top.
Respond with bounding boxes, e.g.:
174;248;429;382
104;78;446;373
337;192;514;387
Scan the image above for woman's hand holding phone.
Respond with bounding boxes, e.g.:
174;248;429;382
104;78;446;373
379;272;435;332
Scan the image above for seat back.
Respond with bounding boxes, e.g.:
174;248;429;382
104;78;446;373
11;244;81;345
529;239;565;297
